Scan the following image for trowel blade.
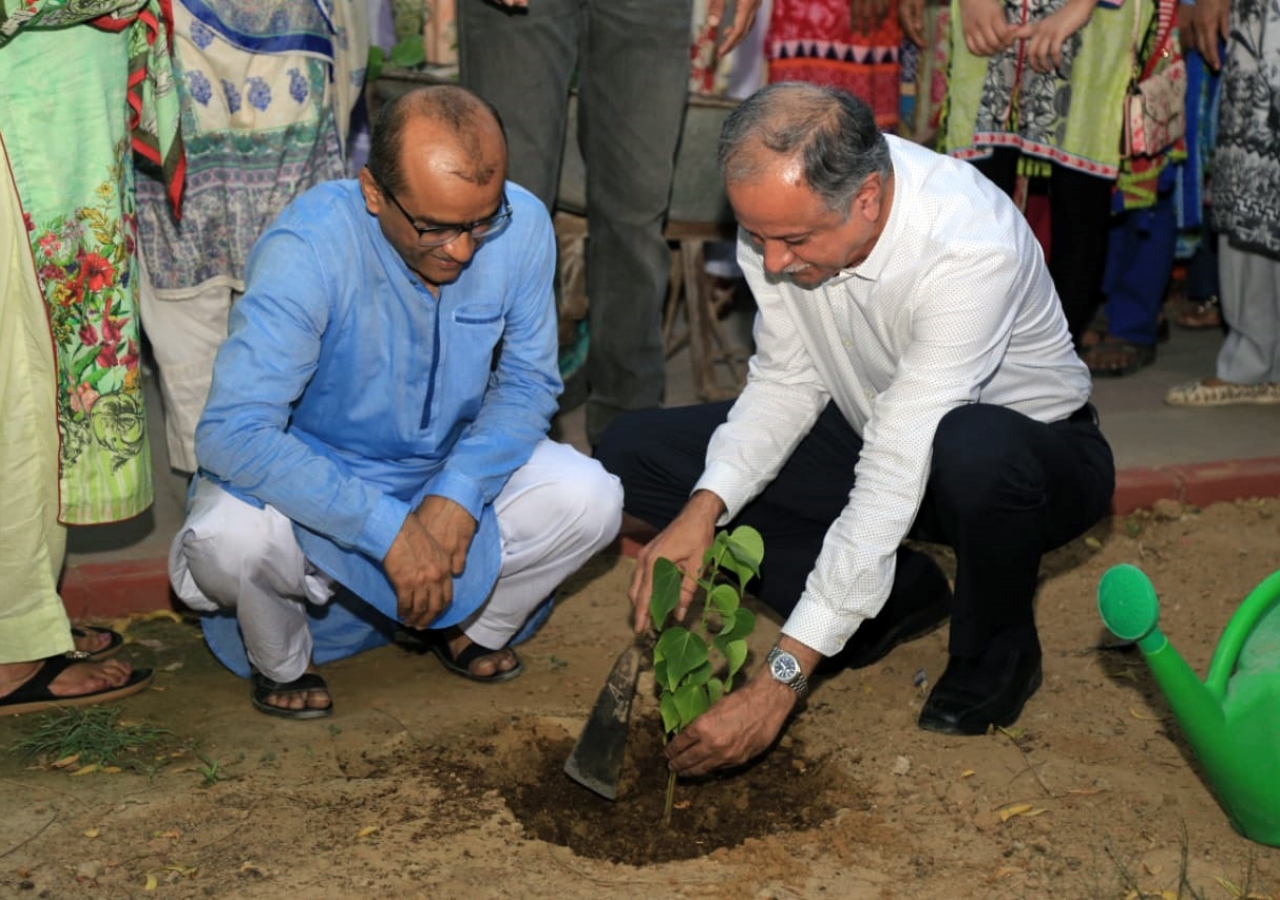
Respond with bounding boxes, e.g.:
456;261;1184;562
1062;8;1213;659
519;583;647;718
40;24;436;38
563;640;645;801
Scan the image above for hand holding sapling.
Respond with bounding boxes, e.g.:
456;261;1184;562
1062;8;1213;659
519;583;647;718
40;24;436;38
663;675;800;776
628;489;725;633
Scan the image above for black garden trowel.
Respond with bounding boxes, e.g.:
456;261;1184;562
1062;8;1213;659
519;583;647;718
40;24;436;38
563;635;650;800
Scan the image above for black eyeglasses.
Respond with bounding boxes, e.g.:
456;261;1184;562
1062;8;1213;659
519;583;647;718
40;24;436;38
370;170;512;248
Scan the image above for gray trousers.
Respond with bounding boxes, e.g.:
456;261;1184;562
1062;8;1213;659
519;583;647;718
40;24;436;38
1217;236;1280;385
457;0;693;445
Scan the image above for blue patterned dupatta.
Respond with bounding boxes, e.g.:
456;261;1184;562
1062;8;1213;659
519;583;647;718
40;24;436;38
134;0;367;295
182;0;338;56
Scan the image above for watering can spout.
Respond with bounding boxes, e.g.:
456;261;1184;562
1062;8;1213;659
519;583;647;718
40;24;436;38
1098;563;1280;847
1098;564;1227;737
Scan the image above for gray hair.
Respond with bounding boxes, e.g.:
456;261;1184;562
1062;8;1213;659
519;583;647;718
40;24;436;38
718;82;892;218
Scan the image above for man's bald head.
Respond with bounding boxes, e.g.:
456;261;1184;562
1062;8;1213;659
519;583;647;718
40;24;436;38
367;84;507;195
718;83;891;218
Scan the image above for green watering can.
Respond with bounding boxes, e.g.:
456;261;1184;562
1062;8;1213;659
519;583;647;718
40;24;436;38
1098;563;1280;847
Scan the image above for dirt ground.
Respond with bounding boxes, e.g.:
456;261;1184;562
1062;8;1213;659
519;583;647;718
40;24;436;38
4;497;1280;899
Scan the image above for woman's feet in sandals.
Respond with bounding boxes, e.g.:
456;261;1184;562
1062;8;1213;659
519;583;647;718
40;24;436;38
251;666;333;719
0;657;151;715
431;629;523;683
1082;337;1156;378
69;625;123;659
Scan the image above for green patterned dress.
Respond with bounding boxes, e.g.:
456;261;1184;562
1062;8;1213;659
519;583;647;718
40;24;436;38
0;0;182;524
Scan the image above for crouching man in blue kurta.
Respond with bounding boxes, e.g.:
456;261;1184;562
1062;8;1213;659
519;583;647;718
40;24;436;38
168;85;623;718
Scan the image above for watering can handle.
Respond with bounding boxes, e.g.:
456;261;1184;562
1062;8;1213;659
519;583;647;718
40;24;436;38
1205;569;1280;696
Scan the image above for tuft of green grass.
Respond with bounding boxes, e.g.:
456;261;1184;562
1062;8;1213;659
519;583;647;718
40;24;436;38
192;747;222;787
9;707;171;768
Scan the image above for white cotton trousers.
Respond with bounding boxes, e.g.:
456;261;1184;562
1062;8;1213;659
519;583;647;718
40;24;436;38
169;439;622;682
135;253;235;474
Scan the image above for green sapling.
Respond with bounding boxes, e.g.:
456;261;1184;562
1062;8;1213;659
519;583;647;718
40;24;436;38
648;525;763;825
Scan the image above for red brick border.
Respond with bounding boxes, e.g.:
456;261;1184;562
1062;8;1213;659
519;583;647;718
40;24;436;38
60;557;176;620
61;457;1280;618
1112;456;1280;515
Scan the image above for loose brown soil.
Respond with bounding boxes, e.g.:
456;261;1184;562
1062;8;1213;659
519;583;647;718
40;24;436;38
3;497;1280;899
450;715;849;865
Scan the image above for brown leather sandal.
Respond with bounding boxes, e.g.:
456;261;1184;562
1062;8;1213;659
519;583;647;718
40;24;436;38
1175;296;1222;330
1082;338;1156;378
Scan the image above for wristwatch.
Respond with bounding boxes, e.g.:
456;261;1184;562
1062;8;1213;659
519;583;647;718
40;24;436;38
766;646;809;698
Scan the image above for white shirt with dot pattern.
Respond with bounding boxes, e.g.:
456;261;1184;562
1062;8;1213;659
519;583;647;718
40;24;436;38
695;135;1092;658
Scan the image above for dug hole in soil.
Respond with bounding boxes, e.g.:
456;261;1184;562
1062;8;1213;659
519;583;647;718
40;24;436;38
2;498;1280;898
434;709;850;866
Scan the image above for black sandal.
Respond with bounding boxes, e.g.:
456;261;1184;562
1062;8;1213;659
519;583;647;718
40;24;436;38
250;671;333;719
0;656;153;716
429;636;523;684
68;625;124;660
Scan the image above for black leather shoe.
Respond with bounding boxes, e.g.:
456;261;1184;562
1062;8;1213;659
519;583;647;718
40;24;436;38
918;650;1043;735
823;567;952;672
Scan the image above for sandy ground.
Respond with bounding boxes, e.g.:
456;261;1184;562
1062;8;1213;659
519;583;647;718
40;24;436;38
4;497;1280;899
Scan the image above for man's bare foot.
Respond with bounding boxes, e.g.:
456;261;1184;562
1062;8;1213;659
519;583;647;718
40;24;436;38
0;657;135;702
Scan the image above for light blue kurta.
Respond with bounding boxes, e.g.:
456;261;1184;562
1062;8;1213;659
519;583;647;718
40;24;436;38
195;179;561;637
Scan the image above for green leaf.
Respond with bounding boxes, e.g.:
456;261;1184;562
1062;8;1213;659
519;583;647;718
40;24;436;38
672;683;710;728
685;661;713;688
716;607;756;644
700;532;728;577
722;639;748;681
724;525;765;590
366;45;385;83
727;525;764;566
653;658;672;693
648;558;683;631
655;628;708;688
387;35;426;69
706;583;739;618
707;677;725;706
659;692;681;734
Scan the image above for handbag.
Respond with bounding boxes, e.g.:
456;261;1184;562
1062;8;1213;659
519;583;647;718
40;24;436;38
1121;0;1187;157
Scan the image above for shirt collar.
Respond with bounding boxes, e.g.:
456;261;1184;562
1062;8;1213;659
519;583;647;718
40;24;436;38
839;139;903;285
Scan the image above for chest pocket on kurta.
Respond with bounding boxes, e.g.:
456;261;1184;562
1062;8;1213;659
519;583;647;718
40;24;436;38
443;304;506;423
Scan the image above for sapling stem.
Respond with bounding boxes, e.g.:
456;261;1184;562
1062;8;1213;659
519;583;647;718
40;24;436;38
663;769;677;827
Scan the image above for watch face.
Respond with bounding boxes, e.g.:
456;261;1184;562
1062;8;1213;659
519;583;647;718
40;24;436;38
771;652;800;682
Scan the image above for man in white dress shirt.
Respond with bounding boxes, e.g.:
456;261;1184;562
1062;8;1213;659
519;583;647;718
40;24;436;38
596;83;1114;775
